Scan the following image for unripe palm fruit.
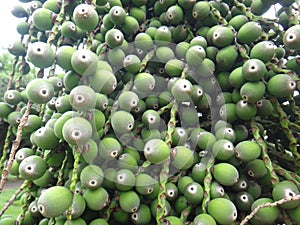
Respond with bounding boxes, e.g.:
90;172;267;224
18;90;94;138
61;21;85;40
117;91;139;112
7;40;26;56
7;111;22;126
69;85;96;111
134;33;153;51
142;109;161;129
89;69;117;95
250;41;275;62
111;110;134;134
213;163;239;186
4;90;23;105
164;216;184;225
166;5;184;25
172;146;194;170
71;49;98;76
62;117;93;146
134;72;156;93
235;191;254;212
186;45;206;67
80;165;104;190
267;74;296;97
250;198;280;224
235;140;261;162
237;21;263;44
73;4;99;32
154;26;172;43
135;173;155;196
123;54;141;73
212;139;235;161
83;187;109;211
37;186;72;218
122;16;139;36
129;7;146;24
212;26;234;48
63;194;86;219
171;78;193;102
15;148;34;163
288;204;300;224
184;182;204;204
0;102;13;118
98;137;122;160
119;190;140;213
210;181;225;199
193;213;216;225
192;1;210;20
235;100;257;120
19;155;47;181
32;8;54;31
55;46;76;71
131;204;151;225
256;99;274;117
283;25;300;50
207;198;237;225
26;78;54;104
240;81;265;103
109;6;126;25
143;139;170;164
34;126;59;150
219;103;238;123
272;181;300;209
27;42;55;68
242;59;267;81
105;29;124;48
245;159;267;179
229;15;249;31
216;45;238;71
90;219;109;225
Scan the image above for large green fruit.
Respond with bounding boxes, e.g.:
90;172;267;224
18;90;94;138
69;85;97;111
207;198;237;225
250;198;280;224
272;181;300;209
213;163;239;186
37;186;72;218
27;42;55;68
267;74;296;97
26;78;54;104
73;4;99;32
283;24;300;50
143;139;170;164
19;155;47;181
83;187;109;211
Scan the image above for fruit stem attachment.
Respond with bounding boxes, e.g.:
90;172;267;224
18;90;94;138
250;119;280;186
56;150;69;186
240;194;300;225
0;101;33;193
6;56;19;91
202;156;215;213
0;126;12;177
139;49;155;72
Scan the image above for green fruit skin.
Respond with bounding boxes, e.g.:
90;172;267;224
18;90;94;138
56;46;76;71
207;198;237;225
73;4;99;32
272;181;300;209
69;85;97;111
283;24;300;50
213;163;239;186
26;78;55;104
237;21;263;44
131;204;152;225
235;100;257;120
242;59;267;82
212;139;235;161
143;139;170;164
245;159;267;179
235;140;261;162
184;182;204;204
119;190;141;213
34;127;59;150
250;41;275;62
80;165;104;189
267;74;296;97
37;186;72;218
240;81;265;103
250;198;280;224
27;42;55;69
83;187;109;211
19;155;47;181
193;213;216;225
288;204;300;224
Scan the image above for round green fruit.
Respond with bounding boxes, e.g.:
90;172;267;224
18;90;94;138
207;198;237;225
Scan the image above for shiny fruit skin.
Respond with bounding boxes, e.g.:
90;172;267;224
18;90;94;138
207;198;237;225
272;181;300;209
27;42;55;69
143;139;170;164
73;4;99;32
19;155;47;181
213;163;239;186
250;198;280;224
283;24;300;50
267;74;296;98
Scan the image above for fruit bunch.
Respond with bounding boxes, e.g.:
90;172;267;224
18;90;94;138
1;0;300;224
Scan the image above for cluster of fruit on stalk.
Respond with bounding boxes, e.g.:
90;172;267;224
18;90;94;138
1;0;300;224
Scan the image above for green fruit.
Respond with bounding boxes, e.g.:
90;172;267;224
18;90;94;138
143;139;170;164
25;78;54;104
288;204;300;224
63;218;86;225
7;111;23;126
235;100;257;120
184;182;204;204
213;163;239;186
166;182;178;201
135;173;155;195
73;4;99;32
32;8;54;31
212;139;235;161
242;59;267;82
245;159;267;179
4;90;22;105
215;127;236;142
171;78;193;102
37;186;72;218
172;127;188;146
109;6;126;25
191;162;206;184
207;198;237;225
172;146;194;170
134;33;153;51
15;148;34;163
7;40;26;56
115;169;136;191
235;140;261;162
192;1;210;20
210;181;225;199
0;102;13;118
62;117;93;146
80;165;104;189
212;26;234;48
235;191;254;212
34;126;59;150
272;181;300;209
216;45;238;71
178;175;194;193
240;81;265;103
105;29;124;48
164;216;184;225
256;99;274;117
283;24;300;50
219;103;238;123
71;49;98;76
250;198;280;224
27;42;55;68
267;74;296;97
19;155;47;181
237;21;263;44
63;71;80;91
154;26;172;43
229;15;249;31
193;213;216;225
89;69;117;95
186;45;206;67
229;67;246;89
129;7;146;24
111;110;135;134
63;194;86;219
83;187;109;211
123;54;141;73
250;41;275;62
166;5;184;25
89;219;109;225
61;21;85;40
56;46;76;71
119;190;140;213
69;85;96;111
122;16;139;36
117;91;139;112
131;204;151;225
98;137;122;160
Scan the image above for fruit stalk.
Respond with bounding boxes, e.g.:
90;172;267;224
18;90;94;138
202;157;215;213
0;126;12;176
250;119;280;185
273;163;300;189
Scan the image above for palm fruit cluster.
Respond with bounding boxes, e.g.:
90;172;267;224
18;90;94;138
1;0;300;225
